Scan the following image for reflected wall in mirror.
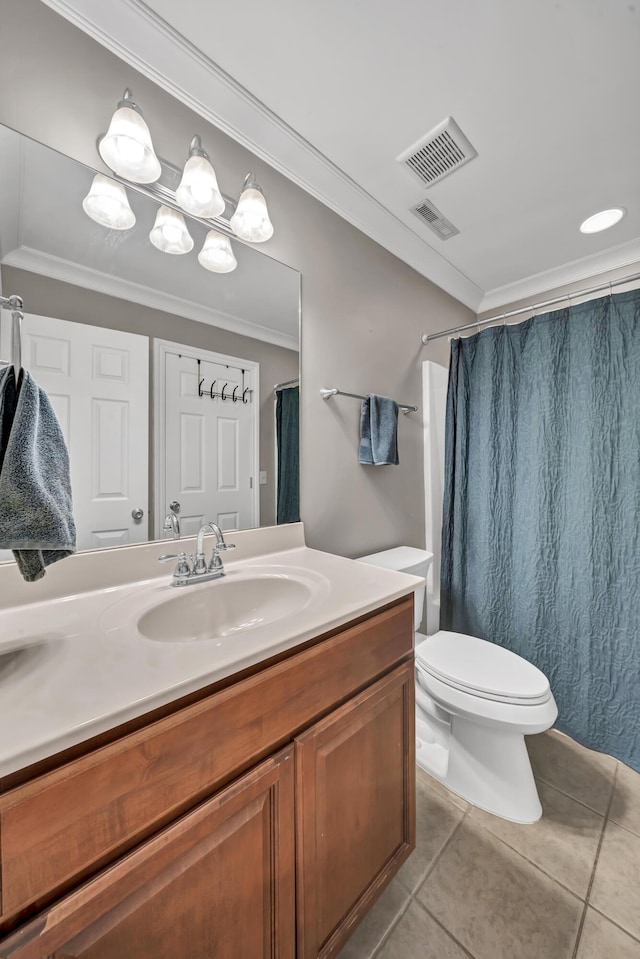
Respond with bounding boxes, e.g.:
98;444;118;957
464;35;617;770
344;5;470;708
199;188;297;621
0;125;300;558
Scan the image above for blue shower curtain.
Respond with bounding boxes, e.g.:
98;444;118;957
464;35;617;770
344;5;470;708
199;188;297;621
441;289;640;771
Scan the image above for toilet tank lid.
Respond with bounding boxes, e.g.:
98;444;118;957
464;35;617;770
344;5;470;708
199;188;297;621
357;546;433;576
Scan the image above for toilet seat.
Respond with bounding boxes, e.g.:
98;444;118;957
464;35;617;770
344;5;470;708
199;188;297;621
415;631;551;706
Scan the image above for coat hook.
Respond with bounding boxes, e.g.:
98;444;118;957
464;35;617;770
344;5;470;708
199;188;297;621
242;387;250;404
232;385;239;403
221;383;228;401
198;378;205;397
210;379;216;399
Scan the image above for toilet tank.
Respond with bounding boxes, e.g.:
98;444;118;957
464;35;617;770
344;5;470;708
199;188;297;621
356;547;433;631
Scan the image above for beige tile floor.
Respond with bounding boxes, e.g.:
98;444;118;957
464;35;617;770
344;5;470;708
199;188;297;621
337;730;640;959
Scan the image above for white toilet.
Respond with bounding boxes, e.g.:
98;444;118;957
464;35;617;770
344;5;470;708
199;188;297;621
357;547;557;823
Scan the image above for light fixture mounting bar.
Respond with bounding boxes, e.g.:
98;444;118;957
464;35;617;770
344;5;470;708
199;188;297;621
96;135;239;243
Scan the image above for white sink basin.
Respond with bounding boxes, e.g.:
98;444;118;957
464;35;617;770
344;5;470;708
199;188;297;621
138;571;318;642
92;564;331;645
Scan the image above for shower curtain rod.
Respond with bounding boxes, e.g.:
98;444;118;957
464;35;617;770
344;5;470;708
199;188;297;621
273;377;299;393
421;270;640;344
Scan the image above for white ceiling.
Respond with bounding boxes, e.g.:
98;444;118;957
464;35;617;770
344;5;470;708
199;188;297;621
43;0;640;312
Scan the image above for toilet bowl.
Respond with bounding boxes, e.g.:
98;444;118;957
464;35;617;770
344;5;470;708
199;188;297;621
357;548;557;824
415;631;557;822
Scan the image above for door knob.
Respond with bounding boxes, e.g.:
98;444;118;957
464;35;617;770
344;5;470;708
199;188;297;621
131;508;144;523
169;501;181;514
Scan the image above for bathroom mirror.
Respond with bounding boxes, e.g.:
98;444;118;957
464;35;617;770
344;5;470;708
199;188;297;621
0;124;300;556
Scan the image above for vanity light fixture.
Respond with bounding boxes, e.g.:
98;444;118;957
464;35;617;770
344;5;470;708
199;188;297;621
579;208;626;234
93;93;276;272
81;174;136;230
198;229;238;273
176;136;225;219
230;173;274;243
149;205;194;255
98;89;161;184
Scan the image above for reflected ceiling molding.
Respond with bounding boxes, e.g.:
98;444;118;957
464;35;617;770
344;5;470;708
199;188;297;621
3;245;299;351
41;0;484;311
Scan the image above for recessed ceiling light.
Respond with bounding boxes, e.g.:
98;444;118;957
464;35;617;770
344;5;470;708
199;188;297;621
579;208;626;234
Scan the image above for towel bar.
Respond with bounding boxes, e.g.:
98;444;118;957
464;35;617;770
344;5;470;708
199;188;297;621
320;387;418;415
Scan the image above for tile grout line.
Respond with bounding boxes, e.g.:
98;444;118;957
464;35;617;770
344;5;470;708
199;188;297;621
534;773;615;818
588;906;640;946
413;805;471;892
570;763;618;959
414;899;478;959
369;807;471;959
468;821;591;905
365;893;412;959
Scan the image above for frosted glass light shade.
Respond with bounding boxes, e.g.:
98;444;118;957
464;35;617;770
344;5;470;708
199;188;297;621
82;174;136;230
99;92;161;184
176;154;225;218
198;230;237;273
149;205;194;254
230;178;274;242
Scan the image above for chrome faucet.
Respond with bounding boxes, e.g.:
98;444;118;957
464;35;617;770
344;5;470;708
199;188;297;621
158;521;235;586
194;522;235;574
162;511;181;540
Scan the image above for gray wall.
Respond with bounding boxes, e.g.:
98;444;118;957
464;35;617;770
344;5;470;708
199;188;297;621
0;0;469;558
2;265;298;528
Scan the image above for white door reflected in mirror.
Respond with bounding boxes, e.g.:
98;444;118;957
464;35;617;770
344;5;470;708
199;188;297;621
0;313;149;555
158;341;259;539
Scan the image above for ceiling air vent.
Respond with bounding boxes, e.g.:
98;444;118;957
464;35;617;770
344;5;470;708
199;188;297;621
411;199;459;241
398;116;477;188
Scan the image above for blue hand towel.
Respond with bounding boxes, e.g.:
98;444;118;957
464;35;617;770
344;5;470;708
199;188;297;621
0;367;76;582
358;393;399;466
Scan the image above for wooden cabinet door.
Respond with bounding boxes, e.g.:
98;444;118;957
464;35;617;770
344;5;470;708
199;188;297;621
0;747;295;959
295;662;415;959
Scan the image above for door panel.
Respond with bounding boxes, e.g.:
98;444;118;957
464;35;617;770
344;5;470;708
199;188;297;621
0;313;149;552
163;349;257;536
0;748;295;959
296;663;416;959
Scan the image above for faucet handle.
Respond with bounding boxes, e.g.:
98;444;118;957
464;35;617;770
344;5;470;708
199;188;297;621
158;552;192;574
215;542;236;551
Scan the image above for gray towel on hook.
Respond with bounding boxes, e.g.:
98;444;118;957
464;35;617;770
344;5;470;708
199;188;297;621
0;365;19;474
358;393;399;466
0;367;76;582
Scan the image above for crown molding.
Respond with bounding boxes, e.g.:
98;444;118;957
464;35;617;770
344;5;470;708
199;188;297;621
39;0;483;312
3;245;299;351
478;239;640;314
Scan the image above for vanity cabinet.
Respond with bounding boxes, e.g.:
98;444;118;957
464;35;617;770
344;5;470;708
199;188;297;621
0;596;415;959
0;748;296;959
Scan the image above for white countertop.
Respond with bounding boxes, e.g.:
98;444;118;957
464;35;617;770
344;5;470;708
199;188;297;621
0;529;421;778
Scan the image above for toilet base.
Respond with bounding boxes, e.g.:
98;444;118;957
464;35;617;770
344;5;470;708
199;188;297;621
417;712;543;823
